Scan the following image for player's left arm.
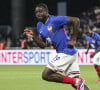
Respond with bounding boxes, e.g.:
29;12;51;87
85;44;91;54
90;47;100;58
67;16;80;40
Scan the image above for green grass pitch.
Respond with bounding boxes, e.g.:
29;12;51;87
0;65;99;90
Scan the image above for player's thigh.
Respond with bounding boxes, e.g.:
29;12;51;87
46;53;77;72
64;55;80;77
93;52;100;65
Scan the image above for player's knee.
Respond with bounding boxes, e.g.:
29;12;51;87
42;67;54;81
42;71;48;81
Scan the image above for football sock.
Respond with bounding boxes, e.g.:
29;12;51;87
62;76;76;84
95;66;100;79
21;39;27;48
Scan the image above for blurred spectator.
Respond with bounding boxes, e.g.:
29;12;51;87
93;6;100;34
76;28;84;47
19;31;35;49
0;25;12;49
19;27;38;49
87;11;95;27
20;34;29;49
80;12;89;28
94;6;100;15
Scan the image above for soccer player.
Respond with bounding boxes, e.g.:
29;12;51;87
83;30;100;83
24;3;90;90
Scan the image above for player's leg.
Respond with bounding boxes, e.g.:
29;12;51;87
64;54;90;90
92;52;100;83
42;53;84;90
42;66;86;90
42;67;76;84
71;76;90;90
94;64;100;83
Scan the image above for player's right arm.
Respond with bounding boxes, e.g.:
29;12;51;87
54;16;80;41
90;47;100;58
85;44;90;54
82;34;90;54
53;16;80;47
67;16;80;41
67;16;80;47
24;29;46;49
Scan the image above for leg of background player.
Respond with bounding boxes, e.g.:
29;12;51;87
94;64;100;83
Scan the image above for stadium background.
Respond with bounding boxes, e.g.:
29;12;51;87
0;0;100;90
0;0;100;47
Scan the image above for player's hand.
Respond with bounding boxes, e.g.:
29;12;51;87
24;29;34;38
85;51;88;54
67;40;76;48
90;53;95;58
92;40;96;44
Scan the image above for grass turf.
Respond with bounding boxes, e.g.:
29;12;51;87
0;65;99;90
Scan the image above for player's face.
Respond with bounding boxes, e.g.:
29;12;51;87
86;32;92;37
35;7;48;21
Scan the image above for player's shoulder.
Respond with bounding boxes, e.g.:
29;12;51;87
50;15;67;19
37;22;42;30
49;15;56;20
50;15;67;22
37;22;42;27
93;31;100;37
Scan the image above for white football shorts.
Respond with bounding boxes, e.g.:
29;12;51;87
92;51;100;65
46;53;80;77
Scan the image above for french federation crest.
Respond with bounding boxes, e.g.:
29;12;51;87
48;26;52;32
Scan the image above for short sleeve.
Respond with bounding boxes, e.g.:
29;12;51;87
97;41;100;45
92;32;100;41
53;16;68;26
84;35;93;44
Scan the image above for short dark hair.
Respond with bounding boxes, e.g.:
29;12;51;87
36;3;48;11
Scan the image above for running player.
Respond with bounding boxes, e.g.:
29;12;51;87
24;3;90;90
83;30;100;83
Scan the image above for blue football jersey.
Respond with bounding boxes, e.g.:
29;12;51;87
37;15;77;55
84;32;100;51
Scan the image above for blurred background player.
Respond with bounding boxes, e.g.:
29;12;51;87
20;33;33;49
0;25;12;50
19;28;36;49
24;3;90;90
83;30;100;83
